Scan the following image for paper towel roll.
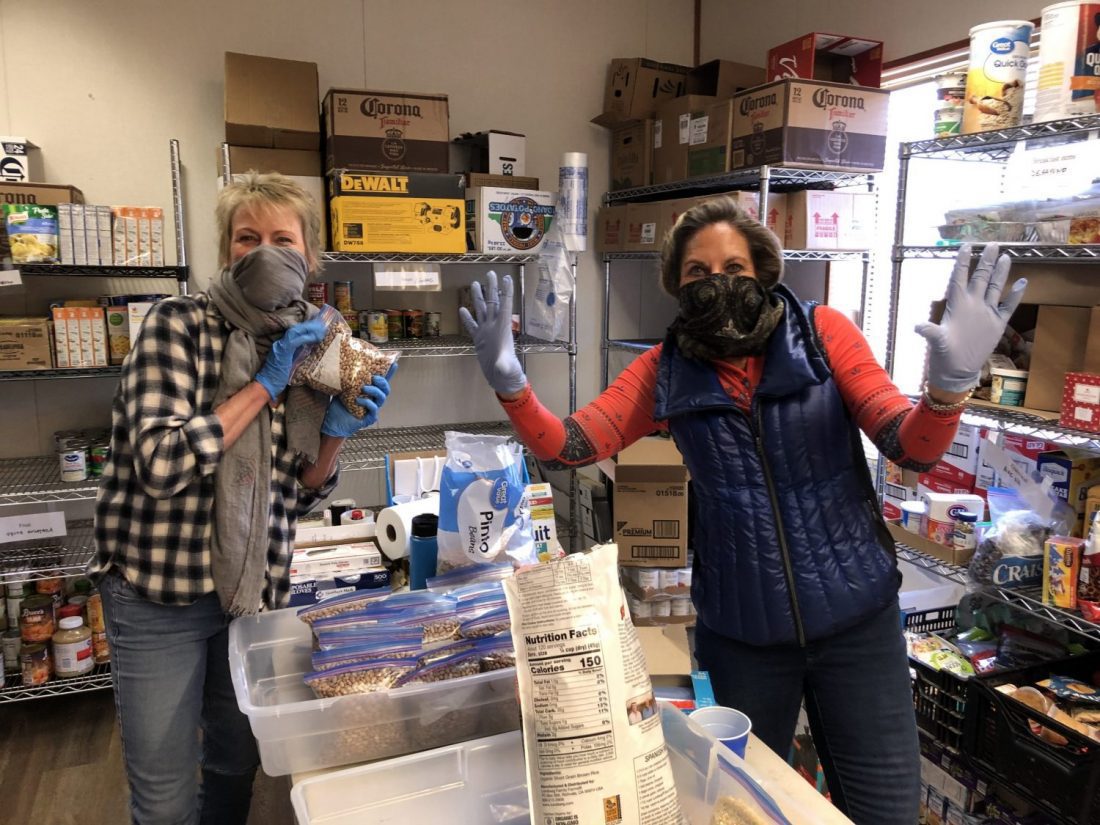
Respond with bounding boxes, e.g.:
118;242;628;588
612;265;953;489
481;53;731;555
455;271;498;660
376;495;440;560
558;151;588;253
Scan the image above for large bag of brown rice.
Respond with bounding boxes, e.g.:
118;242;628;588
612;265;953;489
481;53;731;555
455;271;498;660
503;542;687;825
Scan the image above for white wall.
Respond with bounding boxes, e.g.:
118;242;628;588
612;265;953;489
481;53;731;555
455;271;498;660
701;0;1041;65
0;0;694;462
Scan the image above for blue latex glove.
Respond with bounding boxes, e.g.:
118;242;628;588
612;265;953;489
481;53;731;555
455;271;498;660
915;244;1027;394
458;270;527;396
255;317;328;401
320;363;397;438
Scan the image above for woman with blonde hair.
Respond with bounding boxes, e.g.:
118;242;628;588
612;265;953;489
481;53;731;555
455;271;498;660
89;172;394;824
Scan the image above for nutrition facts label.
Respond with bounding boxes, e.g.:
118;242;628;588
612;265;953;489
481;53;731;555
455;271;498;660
529;624;615;767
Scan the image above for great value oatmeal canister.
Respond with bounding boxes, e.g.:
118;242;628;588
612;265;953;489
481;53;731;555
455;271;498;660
963;20;1035;133
1035;2;1100;121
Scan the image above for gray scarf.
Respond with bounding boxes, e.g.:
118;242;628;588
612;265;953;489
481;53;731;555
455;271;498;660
206;245;328;616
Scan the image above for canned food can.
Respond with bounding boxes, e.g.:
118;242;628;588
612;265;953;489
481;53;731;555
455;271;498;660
20;594;56;643
425;311;442;338
92;630;110;664
20;643;51;686
385;310;405;340
364;311;387;343
2;629;22;673
36;577;64;612
307;282;328;308
88;442;110;477
56;431;88;483
1035;2;1100;120
341;309;359;334
333;281;354;313
405;309;424;339
86;591;106;634
671;598;692;617
963;20;1034;133
5;587;23;631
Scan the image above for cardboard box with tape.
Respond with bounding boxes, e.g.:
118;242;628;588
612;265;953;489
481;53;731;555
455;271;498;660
323;88;449;174
224;52;319;150
0;317;51;371
652;94;716;184
610;119;655;191
466;186;555;255
593;57;691;127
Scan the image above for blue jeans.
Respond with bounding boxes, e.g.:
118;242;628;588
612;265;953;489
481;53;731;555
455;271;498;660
100;571;259;825
694;601;920;825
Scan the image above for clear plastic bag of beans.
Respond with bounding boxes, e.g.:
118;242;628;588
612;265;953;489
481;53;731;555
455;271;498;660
290;304;398;417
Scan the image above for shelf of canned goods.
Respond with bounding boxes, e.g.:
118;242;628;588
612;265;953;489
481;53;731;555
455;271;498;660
0;662;112;703
388;333;570;358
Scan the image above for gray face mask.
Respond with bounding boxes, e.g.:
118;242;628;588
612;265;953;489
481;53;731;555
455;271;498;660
669;273;784;360
229;245;309;311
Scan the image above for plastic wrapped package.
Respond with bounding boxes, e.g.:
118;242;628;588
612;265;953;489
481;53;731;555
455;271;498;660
296;587;390;626
289;304;398;416
426;562;514;593
311;635;426;666
459;605;512;639
303;657;416;699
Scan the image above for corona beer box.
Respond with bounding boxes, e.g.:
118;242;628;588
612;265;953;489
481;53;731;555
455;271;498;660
329;170;465;254
730;79;888;172
465;186;555;254
323;88;449;174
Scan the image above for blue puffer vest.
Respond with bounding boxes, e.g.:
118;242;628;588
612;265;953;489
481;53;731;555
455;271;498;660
654;285;900;647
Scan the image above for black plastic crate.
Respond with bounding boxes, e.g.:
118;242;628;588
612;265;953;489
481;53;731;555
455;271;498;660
963;650;1100;825
906;605;969;751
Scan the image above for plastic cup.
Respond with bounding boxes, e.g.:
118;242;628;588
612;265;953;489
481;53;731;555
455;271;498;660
689;705;752;758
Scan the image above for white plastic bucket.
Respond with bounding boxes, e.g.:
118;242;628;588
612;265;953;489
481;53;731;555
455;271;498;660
963;20;1034;133
1035;2;1100;120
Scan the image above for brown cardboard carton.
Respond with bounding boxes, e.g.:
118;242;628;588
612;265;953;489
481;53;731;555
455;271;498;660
654;197;700;239
595;205;627;253
1025;305;1092;412
1085;306;1100;374
653;95;717;184
622;202;664;253
731;79;888;172
886;522;974;567
687;100;736;177
0;317;52;371
466;172;539;190
603;437;689;568
687;59;766;98
593;57;691;127
224;52;320;150
323;88;449;174
610;119;654;191
451;130;525;176
785;190;875;249
767;33;884;87
219;145;322;177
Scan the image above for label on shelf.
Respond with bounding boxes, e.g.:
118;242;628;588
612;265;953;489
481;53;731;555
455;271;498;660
0;511;66;544
0;270;21;287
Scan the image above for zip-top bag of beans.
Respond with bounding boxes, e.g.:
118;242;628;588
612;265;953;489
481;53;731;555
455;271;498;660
503;542;686;825
290;304;397;417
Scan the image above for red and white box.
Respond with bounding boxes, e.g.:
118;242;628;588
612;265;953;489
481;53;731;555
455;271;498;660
1062;372;1100;434
978;432;1060;493
927;422;982;489
918;473;972;498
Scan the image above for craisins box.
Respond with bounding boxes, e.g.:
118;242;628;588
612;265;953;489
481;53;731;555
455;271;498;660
926;422;982;489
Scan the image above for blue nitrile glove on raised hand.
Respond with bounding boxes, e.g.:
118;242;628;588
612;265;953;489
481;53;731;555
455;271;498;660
320;363;397;438
915;243;1028;393
458;270;527;396
254;317;328;401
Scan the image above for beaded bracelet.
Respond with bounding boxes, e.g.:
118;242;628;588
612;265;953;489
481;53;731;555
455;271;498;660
921;389;972;413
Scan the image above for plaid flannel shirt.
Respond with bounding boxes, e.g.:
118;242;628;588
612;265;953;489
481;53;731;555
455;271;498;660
88;294;338;608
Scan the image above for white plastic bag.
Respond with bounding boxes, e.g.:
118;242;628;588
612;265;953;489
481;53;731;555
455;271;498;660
504;543;686;825
526;220;574;343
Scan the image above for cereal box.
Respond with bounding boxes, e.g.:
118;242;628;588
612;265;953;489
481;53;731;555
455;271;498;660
1044;536;1084;609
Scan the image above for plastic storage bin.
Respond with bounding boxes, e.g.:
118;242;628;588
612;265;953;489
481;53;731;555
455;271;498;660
964;649;1100;825
228;606;519;776
291;702;812;824
906;605;969;751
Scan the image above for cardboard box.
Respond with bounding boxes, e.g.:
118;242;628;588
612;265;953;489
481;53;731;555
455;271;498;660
604;437;689;567
329;171;465;254
0;181;83;207
451;130;525;176
594;57;691;127
288;567;390;608
887;522;975;567
687;59;766;98
622;202;663;253
56;203;74;265
0;317;51;371
96;206;113;266
466;186;555;255
767;33;884;87
1038;449;1100;535
652;95;716;184
466;172;539;190
289;541;383;580
653;197;698;241
219;145;322;177
1085;306;1100;374
82;204;99;265
785;190;875;249
731;79;889;173
0;137;42;183
323;88;449;174
687;100;736;178
883;465;919;521
1086;491;1100;535
104;305;129;365
224;52;319;150
610;119;654;191
127;301;155;345
79;306;108;367
1061;371;1100;433
918;474;973;498
718;190;786;236
978;432;1058;492
595;205;627;253
1025;305;1092;412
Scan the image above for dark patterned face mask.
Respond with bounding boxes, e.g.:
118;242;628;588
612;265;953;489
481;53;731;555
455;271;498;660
669;273;783;360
